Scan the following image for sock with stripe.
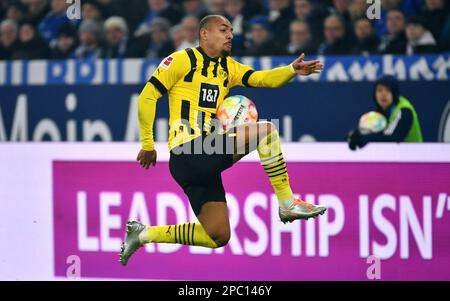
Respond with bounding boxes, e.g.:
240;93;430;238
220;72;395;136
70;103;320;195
138;222;218;248
257;129;294;205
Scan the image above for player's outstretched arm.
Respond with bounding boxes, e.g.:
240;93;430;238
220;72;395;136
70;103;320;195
239;53;323;88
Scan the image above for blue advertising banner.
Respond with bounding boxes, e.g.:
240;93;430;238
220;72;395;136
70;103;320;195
1;53;449;86
1;81;449;142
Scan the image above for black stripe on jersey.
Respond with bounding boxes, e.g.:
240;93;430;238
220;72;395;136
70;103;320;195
184;48;197;82
212;61;219;77
181;100;195;134
149;76;168;95
242;70;255;88
202;57;211;77
196;110;205;133
220;57;229;87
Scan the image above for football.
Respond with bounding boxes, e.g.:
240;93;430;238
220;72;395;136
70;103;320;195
359;111;387;134
217;95;258;131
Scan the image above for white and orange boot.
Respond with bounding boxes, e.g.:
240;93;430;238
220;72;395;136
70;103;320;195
279;197;327;223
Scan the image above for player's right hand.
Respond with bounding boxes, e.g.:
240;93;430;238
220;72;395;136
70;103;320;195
137;149;157;169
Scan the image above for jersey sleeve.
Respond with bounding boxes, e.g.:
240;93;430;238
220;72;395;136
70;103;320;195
138;51;189;151
228;57;296;88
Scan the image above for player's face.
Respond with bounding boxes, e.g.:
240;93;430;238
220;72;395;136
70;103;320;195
376;85;393;109
205;18;234;57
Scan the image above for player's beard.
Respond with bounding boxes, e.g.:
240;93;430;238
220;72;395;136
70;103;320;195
221;48;231;57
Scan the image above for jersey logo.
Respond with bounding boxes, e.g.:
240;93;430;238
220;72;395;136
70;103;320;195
199;83;219;109
161;56;174;70
218;69;228;81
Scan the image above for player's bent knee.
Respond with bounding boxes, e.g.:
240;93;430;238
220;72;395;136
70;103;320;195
208;229;231;248
213;233;230;248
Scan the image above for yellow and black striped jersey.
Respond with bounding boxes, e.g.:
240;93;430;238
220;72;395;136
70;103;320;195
138;46;296;151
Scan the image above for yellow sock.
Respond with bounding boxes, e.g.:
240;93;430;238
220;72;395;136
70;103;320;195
143;222;218;248
257;130;293;201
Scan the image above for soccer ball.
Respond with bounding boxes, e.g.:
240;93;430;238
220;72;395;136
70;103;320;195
359;111;387;134
217;95;258;131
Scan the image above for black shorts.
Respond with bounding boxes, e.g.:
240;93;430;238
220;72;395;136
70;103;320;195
169;133;235;215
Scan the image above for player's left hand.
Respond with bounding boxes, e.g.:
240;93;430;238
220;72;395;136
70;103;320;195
291;53;324;76
137;149;157;169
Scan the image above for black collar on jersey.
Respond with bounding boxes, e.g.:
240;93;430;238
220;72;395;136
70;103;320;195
196;46;220;63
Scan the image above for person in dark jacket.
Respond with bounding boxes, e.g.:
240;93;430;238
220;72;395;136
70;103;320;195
284;19;318;56
348;75;423;151
267;0;296;46
13;21;50;59
243;15;282;56
405;16;438;54
421;0;450;49
354;18;379;55
378;9;407;54
317;14;355;55
50;23;78;59
0;19;20;60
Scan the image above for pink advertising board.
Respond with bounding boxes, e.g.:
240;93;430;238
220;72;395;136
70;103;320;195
53;161;450;280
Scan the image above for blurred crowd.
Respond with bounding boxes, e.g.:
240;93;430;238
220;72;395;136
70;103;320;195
1;0;449;60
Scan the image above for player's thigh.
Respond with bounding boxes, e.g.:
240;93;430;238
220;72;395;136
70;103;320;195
196;201;230;244
232;121;275;163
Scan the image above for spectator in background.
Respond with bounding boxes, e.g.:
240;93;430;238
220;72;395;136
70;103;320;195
354;18;379;55
144;17;174;58
285;19;317;56
294;0;328;46
176;15;199;51
182;0;208;19
170;24;185;50
6;1;28;23
225;0;245;55
0;19;19;60
72;20;104;59
135;0;182;37
26;0;50;26
267;0;295;46
421;0;450;50
244;15;281;56
349;0;369;20
50;23;78;59
82;0;105;22
405;16;438;54
374;0;423;39
38;0;72;44
378;9;407;54
330;0;355;40
103;16;138;58
318;14;355;55
374;0;403;38
205;0;226;16
14;21;50;59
